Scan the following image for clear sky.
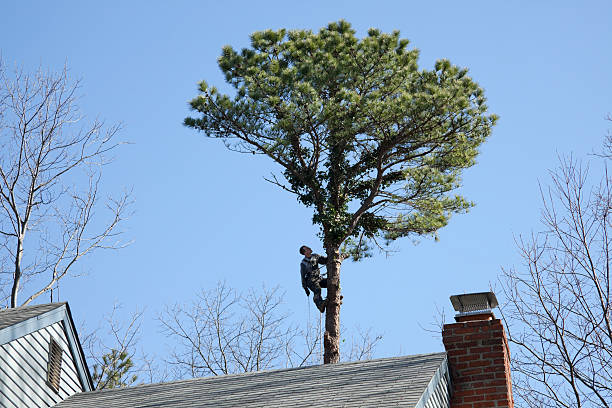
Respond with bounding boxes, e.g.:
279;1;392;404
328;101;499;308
2;1;611;365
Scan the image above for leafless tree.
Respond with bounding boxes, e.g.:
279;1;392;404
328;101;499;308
159;283;298;377
83;304;172;389
0;60;130;307
342;326;383;362
159;282;383;379
501;151;612;407
84;304;143;389
601;115;612;159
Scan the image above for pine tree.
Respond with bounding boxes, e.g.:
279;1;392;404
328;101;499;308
185;21;497;363
92;349;137;389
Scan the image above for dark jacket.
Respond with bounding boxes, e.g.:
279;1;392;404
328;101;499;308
300;254;327;291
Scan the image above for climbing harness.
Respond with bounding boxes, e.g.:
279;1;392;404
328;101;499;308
309;264;327;278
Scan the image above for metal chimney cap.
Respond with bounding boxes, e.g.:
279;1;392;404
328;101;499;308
450;292;498;315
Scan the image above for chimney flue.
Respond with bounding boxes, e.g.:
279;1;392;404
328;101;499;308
450;291;498;322
443;291;514;408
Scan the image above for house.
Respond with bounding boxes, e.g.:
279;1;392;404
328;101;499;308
0;303;92;407
0;292;513;408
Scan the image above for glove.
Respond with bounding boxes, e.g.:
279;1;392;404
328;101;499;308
304;288;310;296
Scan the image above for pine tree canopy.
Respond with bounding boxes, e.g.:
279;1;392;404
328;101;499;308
185;20;497;257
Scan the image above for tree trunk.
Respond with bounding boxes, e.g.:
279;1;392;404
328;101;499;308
323;246;342;364
10;236;24;308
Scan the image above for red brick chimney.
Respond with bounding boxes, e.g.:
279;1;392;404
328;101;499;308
442;292;514;408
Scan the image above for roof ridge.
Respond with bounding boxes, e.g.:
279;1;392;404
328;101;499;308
75;351;447;396
1;301;66;311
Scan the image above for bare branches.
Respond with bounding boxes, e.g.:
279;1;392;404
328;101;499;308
341;326;383;362
158;281;383;378
0;60;130;307
158;282;298;377
501;153;612;408
84;304;143;390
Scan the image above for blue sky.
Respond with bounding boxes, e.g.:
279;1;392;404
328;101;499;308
2;1;611;363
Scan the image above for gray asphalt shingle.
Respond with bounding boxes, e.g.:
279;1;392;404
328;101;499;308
56;352;448;408
0;302;65;331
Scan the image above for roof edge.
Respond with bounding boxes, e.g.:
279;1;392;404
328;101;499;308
61;351;449;398
63;302;94;392
0;303;65;345
414;354;451;408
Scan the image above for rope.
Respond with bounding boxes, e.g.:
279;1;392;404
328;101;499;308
319;306;323;363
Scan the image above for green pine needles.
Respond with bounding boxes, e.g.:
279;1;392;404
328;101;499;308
185;20;496;257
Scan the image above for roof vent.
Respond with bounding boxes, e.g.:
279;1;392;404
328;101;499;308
450;292;498;321
47;337;63;393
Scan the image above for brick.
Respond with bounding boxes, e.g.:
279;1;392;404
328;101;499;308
476;387;499;394
464;394;486;402
454;326;482;334
469;360;492;368
447;348;469;356
466;320;490;328
483;352;504;359
460;368;483;376
470;373;495;381
482;380;507;387
486;393;510;401
443;335;465;343
474;401;497;408
453;390;475;398
470;346;493;354
466;333;491;341
458;354;481;362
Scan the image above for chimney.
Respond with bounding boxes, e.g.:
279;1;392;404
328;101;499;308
442;292;514;408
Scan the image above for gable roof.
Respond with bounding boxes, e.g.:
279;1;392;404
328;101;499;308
56;352;450;408
0;302;93;392
0;302;65;331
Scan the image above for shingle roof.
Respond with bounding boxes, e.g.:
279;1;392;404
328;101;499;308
56;352;449;408
0;302;65;331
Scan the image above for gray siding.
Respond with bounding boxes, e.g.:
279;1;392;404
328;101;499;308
0;321;83;408
422;360;451;408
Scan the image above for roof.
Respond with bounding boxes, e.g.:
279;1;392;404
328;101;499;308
0;302;93;392
0;302;65;331
57;352;450;408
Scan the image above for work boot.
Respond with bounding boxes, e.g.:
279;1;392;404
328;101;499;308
317;299;327;313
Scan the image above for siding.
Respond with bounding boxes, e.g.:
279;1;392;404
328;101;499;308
0;321;83;408
423;360;451;408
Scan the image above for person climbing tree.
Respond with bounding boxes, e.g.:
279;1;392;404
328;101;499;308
299;245;328;313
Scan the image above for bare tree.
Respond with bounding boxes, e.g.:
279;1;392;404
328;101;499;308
501;152;612;407
159;282;299;377
83;304;143;389
341;326;383;362
0;60;130;307
83;304;172;389
159;282;383;379
601;115;612;159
